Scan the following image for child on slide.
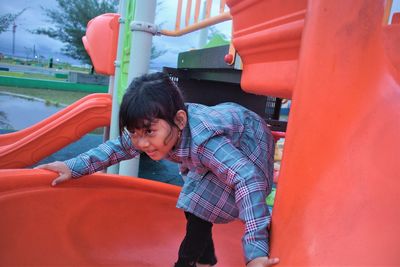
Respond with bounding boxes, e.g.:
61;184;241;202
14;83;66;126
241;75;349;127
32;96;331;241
37;72;279;267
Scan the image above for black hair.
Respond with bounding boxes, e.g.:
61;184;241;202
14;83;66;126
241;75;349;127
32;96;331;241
119;72;186;134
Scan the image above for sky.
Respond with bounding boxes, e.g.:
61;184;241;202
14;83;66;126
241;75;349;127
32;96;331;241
0;0;399;68
0;0;66;62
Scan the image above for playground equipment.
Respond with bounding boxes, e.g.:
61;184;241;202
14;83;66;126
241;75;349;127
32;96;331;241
0;94;111;168
1;0;400;265
0;169;243;266
226;0;400;265
82;14;120;76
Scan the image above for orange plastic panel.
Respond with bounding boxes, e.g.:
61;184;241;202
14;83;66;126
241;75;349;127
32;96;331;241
0;94;112;168
82;13;120;75
227;0;307;99
0;169;244;266
383;24;400;73
254;0;399;265
392;12;400;24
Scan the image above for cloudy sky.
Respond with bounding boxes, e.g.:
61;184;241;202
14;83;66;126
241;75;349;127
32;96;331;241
0;0;399;68
0;0;65;61
0;0;231;69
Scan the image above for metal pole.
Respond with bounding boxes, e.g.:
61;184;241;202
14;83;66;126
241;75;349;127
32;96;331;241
119;0;157;177
198;1;209;48
12;23;16;56
107;0;128;174
103;74;113;142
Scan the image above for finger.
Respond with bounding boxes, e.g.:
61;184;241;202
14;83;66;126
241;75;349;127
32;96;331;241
34;164;48;169
35;163;59;172
52;177;64;186
267;257;280;266
51;174;70;186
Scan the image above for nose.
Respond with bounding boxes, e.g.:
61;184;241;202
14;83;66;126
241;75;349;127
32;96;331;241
136;136;150;148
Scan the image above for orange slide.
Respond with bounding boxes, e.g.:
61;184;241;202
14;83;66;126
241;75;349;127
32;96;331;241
0;169;244;266
227;0;400;265
0;93;112;168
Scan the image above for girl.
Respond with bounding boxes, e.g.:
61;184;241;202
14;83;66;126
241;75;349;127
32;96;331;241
37;72;279;267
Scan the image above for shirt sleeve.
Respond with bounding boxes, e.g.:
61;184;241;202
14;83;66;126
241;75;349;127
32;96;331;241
198;135;272;263
64;130;140;178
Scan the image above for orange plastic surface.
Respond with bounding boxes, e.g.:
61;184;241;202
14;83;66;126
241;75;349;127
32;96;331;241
228;0;400;265
392;12;400;24
0;94;111;168
0;169;244;266
82;13;120;75
228;0;307;99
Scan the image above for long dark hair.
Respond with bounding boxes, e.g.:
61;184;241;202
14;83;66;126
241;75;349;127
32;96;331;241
119;72;186;134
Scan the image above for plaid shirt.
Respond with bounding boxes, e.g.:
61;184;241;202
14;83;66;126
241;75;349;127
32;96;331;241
65;102;274;263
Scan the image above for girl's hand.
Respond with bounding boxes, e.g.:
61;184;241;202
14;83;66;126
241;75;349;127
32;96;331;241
35;161;72;186
246;256;279;267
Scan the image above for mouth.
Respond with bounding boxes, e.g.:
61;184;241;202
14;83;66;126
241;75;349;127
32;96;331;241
145;150;157;157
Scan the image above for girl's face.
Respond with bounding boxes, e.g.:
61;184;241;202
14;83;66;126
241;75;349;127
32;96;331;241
129;119;180;161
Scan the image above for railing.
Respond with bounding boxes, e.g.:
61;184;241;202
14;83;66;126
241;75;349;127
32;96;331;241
383;0;393;24
159;0;232;36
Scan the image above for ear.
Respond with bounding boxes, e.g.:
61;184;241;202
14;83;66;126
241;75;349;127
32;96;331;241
174;110;187;130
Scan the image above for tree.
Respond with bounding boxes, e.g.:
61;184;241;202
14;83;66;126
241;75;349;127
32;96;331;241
34;0;166;66
0;9;26;34
33;0;118;64
204;26;230;48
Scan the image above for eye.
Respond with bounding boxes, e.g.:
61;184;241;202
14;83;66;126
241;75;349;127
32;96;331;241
145;129;155;136
129;131;138;138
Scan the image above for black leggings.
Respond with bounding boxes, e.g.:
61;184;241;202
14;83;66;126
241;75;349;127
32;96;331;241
174;212;218;267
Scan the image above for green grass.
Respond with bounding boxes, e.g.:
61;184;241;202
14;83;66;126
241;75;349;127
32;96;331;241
0;86;91;105
0;71;64;81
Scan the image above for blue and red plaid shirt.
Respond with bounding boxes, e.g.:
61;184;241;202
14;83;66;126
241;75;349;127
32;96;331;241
65;102;275;263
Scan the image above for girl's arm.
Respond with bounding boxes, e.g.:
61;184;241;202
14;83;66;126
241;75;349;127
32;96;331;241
37;131;139;185
64;130;139;178
198;136;275;264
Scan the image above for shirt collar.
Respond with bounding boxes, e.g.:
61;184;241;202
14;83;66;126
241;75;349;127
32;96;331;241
167;123;191;162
